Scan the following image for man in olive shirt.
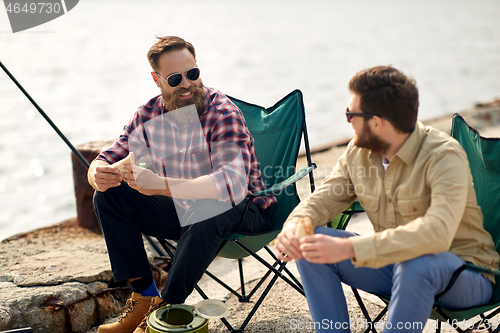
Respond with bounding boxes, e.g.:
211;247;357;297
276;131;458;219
275;66;499;332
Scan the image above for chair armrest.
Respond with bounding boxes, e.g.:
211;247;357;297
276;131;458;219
342;200;365;215
250;164;317;197
330;200;365;230
464;262;500;276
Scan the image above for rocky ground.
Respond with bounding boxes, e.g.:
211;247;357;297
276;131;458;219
0;219;127;333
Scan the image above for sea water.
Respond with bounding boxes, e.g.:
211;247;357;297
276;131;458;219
0;0;499;240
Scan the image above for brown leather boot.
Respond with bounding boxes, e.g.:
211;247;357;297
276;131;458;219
132;296;166;333
98;293;161;333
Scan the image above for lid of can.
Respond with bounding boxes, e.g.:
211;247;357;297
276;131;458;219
194;299;229;320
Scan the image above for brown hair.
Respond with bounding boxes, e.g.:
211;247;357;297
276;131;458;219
349;66;419;133
147;36;196;72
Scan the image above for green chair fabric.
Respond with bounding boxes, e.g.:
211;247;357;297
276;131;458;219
216;90;313;259
451;114;500;254
230;90;305;231
428;114;500;330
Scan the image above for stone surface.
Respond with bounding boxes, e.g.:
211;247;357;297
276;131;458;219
0;219;133;332
0;219;112;287
0;281;123;333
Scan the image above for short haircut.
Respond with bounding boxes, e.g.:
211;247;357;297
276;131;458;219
147;36;196;72
349;66;419;133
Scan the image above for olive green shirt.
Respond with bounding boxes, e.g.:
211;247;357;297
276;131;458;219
285;121;499;282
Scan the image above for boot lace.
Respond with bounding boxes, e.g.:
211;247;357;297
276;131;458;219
118;297;139;323
136;298;165;329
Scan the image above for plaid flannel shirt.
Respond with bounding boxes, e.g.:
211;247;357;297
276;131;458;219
96;87;276;211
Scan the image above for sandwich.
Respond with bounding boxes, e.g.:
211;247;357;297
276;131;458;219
295;216;313;240
110;152;135;174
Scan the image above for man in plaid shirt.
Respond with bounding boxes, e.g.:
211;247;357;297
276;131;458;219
87;36;276;333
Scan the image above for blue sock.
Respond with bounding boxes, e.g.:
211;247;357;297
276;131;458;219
141;281;160;297
131;277;160;297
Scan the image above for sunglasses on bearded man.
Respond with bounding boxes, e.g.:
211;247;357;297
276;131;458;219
345;107;380;123
155;67;201;87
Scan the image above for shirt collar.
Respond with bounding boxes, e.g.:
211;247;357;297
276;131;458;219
198;86;211;117
393;121;426;165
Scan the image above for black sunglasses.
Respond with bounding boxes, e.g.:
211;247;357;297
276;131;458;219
155;67;200;87
345;107;379;123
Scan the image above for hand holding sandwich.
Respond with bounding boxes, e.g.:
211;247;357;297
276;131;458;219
275;216;355;264
88;161;123;192
121;164;169;197
275;217;314;262
88;152;136;192
89;151;220;200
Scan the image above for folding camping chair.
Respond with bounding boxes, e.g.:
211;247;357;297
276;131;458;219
148;89;317;332
427;113;500;332
343;114;500;333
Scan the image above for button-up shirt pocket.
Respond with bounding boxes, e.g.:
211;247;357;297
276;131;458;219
358;193;380;231
187;145;212;176
396;194;431;225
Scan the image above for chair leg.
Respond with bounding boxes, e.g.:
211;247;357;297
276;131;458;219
204;269;243;299
234;240;304;295
264;245;303;290
351;287;379;333
479;313;495;333
236;261;288;332
433;308;467;333
152;236;175;258
234;243;303;302
246;261;278;300
484;307;500;332
238;259;250;302
370;304;387;331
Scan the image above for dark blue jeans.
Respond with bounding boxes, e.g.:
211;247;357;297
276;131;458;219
93;183;271;304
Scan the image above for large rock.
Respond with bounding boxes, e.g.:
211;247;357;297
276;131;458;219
0;281;124;333
0;219;165;332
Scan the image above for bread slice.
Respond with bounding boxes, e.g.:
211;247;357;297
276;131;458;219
295;216;313;240
110;152;135;174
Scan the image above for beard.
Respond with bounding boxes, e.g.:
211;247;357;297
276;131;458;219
162;80;206;117
353;120;390;154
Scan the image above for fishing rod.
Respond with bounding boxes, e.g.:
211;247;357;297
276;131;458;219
1;61;169;256
0;61;90;169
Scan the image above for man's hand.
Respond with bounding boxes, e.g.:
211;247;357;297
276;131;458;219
274;226;303;262
299;234;355;264
122;164;169;196
88;160;122;192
